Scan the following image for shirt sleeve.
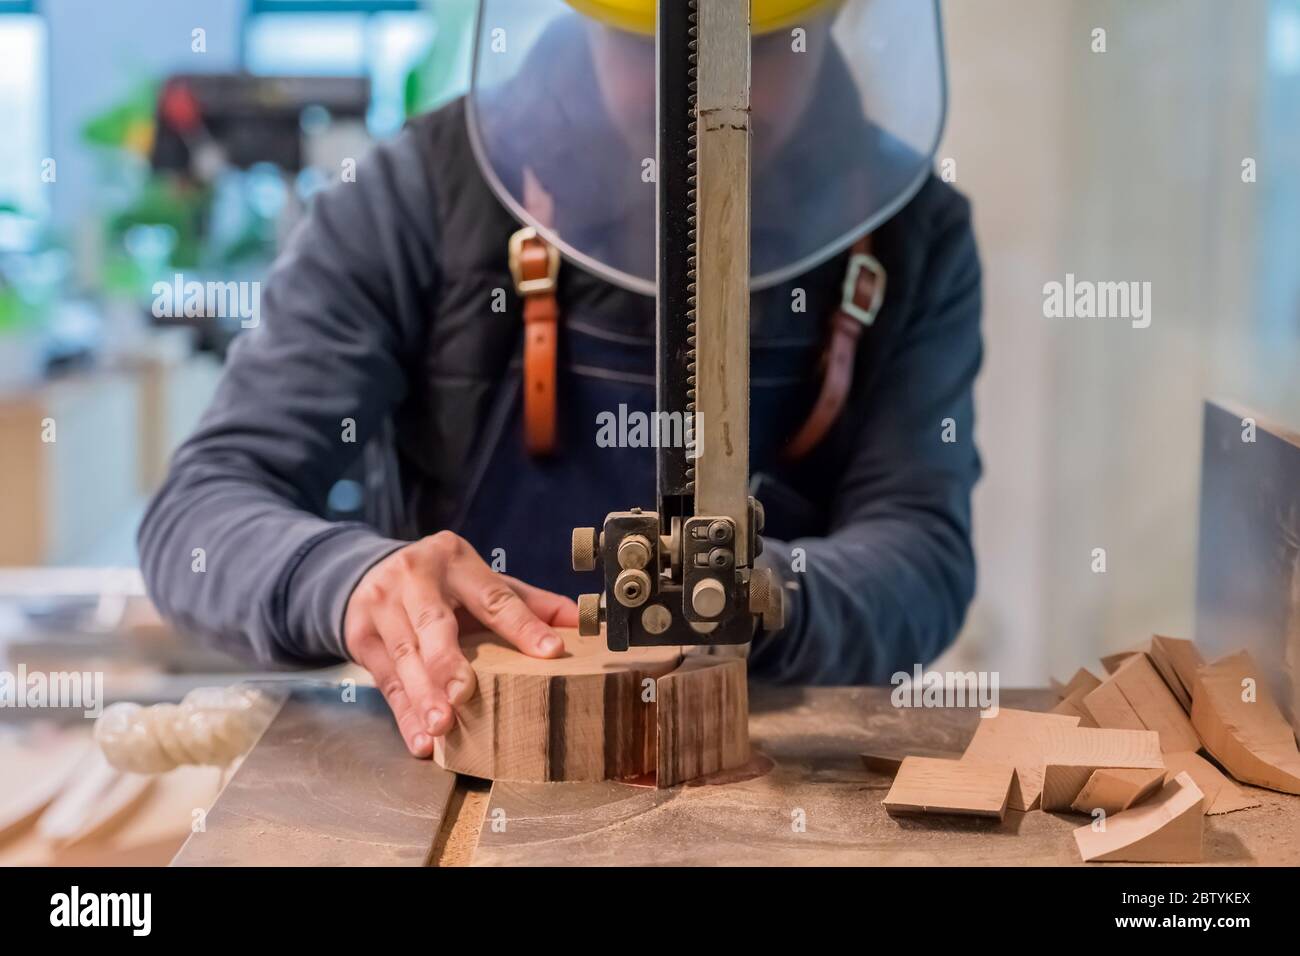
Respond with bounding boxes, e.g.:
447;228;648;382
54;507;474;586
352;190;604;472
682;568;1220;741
749;192;984;685
137;127;439;666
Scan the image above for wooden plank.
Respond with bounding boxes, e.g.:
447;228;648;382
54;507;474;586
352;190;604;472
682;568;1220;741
960;708;1081;810
1040;727;1163;811
1069;768;1165;816
1190;650;1300;794
883;757;1013;820
173;686;456;866
655;656;749;788
471;687;1299;866
1163;750;1261;816
1149;635;1203;711
1073;772;1205;863
0;732;91;841
1106;653;1202;752
433;629;681;783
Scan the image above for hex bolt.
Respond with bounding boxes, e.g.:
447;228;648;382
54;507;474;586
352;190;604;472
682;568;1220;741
614;568;651;608
707;520;732;543
708;547;733;569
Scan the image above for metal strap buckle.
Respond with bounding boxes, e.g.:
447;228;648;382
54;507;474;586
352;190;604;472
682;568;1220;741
508;227;560;297
840;252;887;327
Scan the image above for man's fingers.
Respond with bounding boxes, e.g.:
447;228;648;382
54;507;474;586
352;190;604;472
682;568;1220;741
352;634;433;757
374;601;453;736
451;561;564;659
399;579;478;707
505;576;581;628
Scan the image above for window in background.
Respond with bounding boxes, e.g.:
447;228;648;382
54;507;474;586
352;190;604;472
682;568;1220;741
244;0;435;137
0;5;48;220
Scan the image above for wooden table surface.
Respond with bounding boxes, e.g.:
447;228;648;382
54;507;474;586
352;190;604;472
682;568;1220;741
173;684;1300;867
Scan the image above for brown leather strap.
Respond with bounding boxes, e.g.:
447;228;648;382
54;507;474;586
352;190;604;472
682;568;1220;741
509;228;560;456
784;234;886;461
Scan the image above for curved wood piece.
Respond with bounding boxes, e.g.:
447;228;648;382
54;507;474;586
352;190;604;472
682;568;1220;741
1191;650;1300;794
1074;771;1204;863
433;629;682;783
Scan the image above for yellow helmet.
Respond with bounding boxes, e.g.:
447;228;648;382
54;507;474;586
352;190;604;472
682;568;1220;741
563;0;837;36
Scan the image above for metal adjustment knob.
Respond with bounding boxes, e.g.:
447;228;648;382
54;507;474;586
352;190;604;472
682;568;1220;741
571;527;598;572
691;578;727;619
577;593;602;636
749;567;785;632
617;534;652;570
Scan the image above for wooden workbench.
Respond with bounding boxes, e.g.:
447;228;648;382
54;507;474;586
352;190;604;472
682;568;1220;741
172;684;1300;867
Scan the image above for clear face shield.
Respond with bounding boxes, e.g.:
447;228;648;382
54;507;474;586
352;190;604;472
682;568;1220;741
468;0;946;295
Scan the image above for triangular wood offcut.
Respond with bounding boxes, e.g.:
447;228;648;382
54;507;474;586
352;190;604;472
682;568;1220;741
1191;650;1300;794
1073;771;1204;863
1100;651;1139;675
1070;767;1165;816
1040;726;1163;811
1148;635;1204;712
960;708;1081;811
1082;653;1201;752
1163;750;1261;815
1049;670;1101;727
883;756;1014;821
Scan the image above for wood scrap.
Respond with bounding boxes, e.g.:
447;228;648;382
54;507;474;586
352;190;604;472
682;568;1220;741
0;733;91;842
655;656;749;788
1069;767;1164;815
861;746;962;775
1163;750;1260;815
1100;651;1138;674
37;750;154;846
1073;771;1205;863
1190;650;1300;794
1050;669;1101;726
1148;635;1203;711
1039;726;1163;811
433;629;682;783
882;756;1013;821
960;708;1081;810
1085;653;1201;752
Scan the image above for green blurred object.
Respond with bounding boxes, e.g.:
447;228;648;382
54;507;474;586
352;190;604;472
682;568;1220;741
82;80;159;157
404;0;476;117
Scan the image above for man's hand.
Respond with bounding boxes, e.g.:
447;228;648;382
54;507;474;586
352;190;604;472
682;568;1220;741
344;531;579;757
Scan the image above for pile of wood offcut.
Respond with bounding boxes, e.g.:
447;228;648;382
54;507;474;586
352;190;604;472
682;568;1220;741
874;635;1300;863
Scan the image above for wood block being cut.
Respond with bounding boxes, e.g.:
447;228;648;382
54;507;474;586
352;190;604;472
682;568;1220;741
1039;726;1163;811
1073;771;1205;863
1069;767;1165;816
1084;653;1201;752
1190;650;1300;794
960;708;1081;810
1162;750;1260;816
1148;635;1203;712
655;656;749;788
433;630;682;783
883;756;1013;821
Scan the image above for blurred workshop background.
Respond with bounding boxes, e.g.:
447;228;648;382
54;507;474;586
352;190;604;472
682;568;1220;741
0;0;1297;719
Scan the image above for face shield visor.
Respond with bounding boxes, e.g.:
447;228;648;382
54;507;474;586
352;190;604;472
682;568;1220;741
468;0;946;295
